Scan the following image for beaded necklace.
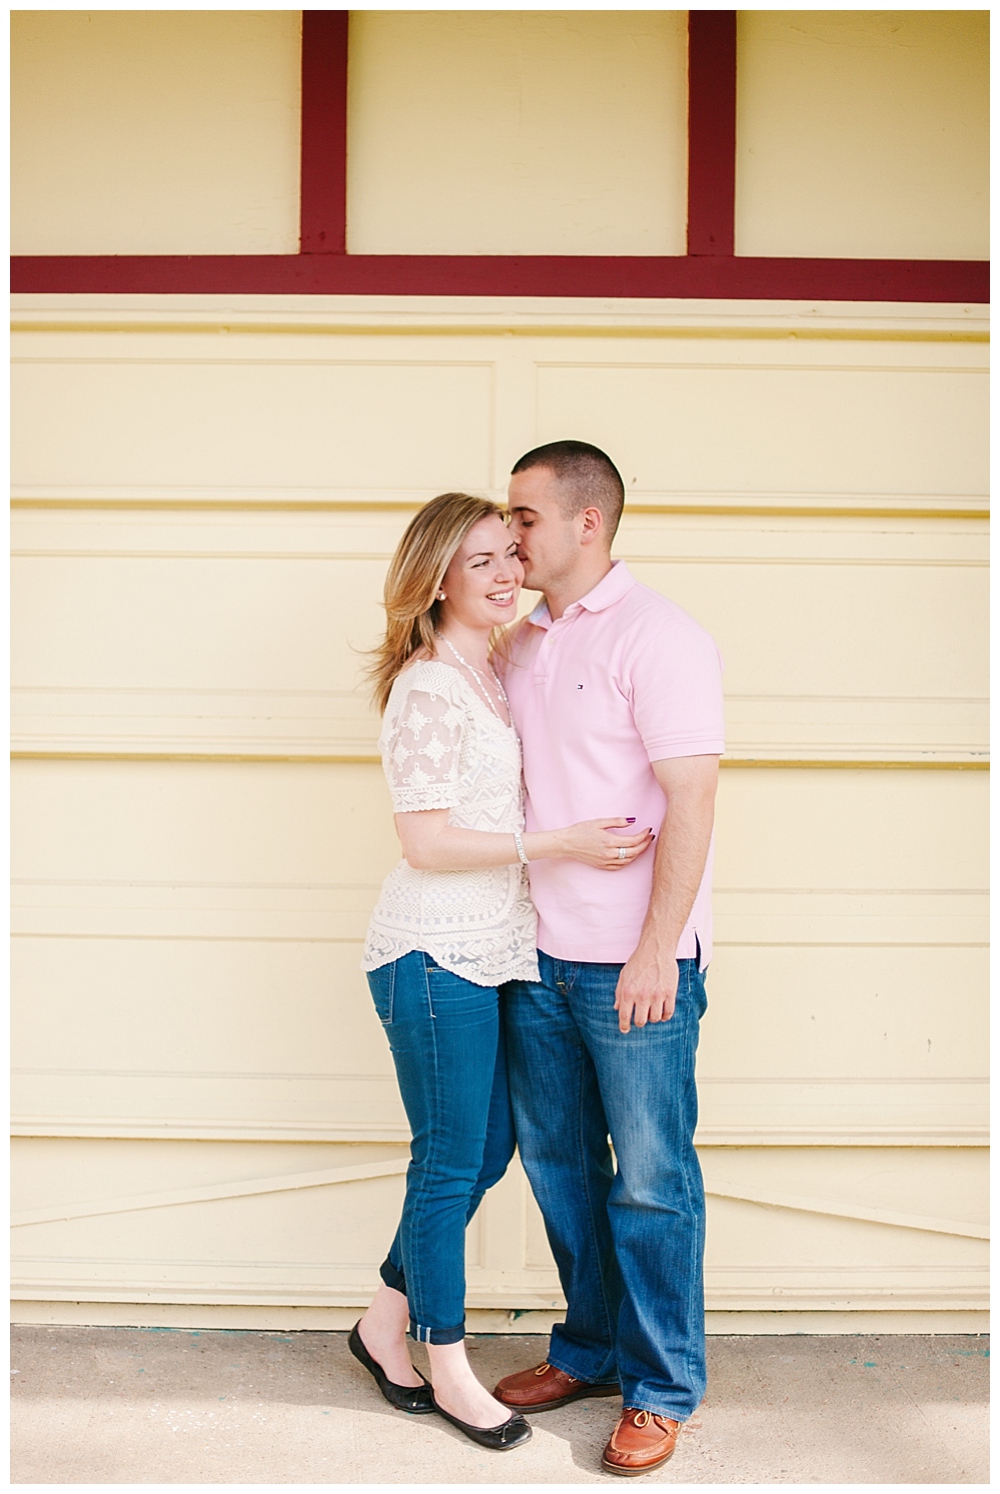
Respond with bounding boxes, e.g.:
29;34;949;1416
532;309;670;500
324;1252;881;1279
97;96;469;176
438;634;511;726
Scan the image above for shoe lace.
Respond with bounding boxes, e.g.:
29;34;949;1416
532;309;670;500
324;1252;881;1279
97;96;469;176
535;1361;579;1384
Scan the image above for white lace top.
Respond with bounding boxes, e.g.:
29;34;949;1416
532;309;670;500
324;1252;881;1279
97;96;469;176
362;659;539;987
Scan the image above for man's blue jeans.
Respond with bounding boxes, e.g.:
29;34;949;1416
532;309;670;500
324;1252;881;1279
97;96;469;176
505;952;708;1419
367;950;515;1344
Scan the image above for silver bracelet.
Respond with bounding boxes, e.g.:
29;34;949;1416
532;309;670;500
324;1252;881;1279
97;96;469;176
513;830;529;866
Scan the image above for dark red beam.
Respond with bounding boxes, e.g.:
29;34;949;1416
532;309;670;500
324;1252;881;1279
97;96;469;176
299;10;348;254
687;11;737;256
10;254;989;302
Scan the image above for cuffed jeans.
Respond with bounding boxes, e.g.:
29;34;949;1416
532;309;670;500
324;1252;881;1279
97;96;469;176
505;952;708;1419
367;950;515;1344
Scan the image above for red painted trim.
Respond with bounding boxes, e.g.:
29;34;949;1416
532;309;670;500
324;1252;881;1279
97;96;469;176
299;10;348;254
687;11;736;256
10;254;989;302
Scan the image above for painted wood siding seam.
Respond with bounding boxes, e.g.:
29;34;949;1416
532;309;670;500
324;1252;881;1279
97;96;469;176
12;1167;987;1241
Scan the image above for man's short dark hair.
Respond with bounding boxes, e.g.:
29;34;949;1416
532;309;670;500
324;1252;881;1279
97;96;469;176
511;440;625;538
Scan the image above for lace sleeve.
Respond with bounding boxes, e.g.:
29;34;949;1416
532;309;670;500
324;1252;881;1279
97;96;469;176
383;685;466;813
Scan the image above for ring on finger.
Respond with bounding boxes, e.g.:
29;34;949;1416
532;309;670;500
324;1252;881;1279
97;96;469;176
617;846;627;862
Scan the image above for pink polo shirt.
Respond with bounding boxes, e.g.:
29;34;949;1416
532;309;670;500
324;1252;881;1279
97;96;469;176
503;561;724;968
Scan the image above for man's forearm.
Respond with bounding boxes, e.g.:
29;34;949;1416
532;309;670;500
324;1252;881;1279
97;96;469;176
614;755;719;1032
636;755;719;958
638;792;715;955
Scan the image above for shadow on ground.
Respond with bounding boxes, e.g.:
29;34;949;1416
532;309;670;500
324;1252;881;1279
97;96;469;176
11;1326;989;1484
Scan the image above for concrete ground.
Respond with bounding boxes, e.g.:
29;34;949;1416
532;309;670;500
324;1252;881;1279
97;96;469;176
11;1327;988;1485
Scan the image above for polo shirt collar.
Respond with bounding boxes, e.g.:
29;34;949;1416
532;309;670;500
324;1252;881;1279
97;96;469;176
526;560;635;629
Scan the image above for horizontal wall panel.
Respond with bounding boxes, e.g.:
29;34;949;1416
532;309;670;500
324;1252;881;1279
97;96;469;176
11;761;398;888
12;359;494;494
13;763;987;925
11;1141;987;1311
10;555;387;696
12;508;989;560
10;686;988;764
632;560;986;734
10;688;379;760
11;1074;986;1149
702;947;988;1083
720;696;986;764
11;313;987;507
12;509;987;763
16;1140;983;1241
537;361;988;498
11;12;301;256
700;1145;988;1237
10;884;989;948
695;1079;986;1147
714;767;987;892
12;1071;409;1145
12;1273;984;1314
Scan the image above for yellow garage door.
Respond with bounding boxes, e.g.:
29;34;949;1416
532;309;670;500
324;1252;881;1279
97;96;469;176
11;293;988;1333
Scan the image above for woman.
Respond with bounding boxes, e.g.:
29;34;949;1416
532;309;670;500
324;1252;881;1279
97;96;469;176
351;493;653;1451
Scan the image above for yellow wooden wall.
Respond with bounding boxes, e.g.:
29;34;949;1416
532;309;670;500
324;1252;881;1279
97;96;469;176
736;10;988;260
13;10;988;260
11;11;989;1331
11;294;987;1332
11;11;302;256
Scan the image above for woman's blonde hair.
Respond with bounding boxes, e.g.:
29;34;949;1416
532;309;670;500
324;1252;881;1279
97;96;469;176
367;492;505;714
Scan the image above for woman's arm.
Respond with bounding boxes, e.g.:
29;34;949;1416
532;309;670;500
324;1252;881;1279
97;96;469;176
384;680;653;872
395;809;654;872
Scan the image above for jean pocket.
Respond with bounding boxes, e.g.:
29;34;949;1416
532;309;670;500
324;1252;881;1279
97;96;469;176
367;963;395;1025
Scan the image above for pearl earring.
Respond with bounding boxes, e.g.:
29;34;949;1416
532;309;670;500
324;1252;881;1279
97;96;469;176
437;591;446;601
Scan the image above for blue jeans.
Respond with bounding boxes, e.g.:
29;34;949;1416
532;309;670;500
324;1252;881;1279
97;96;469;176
505;952;708;1419
367;950;515;1344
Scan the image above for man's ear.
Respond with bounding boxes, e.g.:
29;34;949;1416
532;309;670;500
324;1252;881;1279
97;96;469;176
578;506;605;546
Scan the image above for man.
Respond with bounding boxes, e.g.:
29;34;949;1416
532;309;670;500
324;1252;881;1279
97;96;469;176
495;440;724;1476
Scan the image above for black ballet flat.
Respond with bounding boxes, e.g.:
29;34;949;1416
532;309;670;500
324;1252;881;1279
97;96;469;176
431;1394;533;1450
348;1322;435;1414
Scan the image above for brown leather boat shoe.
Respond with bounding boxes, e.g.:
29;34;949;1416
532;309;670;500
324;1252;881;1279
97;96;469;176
601;1407;680;1476
493;1360;620;1412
